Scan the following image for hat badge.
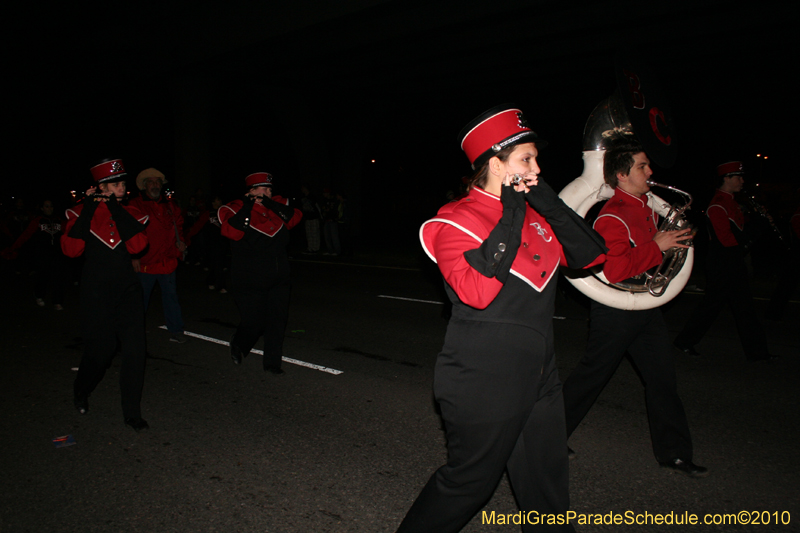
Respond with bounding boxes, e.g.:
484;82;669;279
516;112;529;129
111;161;123;173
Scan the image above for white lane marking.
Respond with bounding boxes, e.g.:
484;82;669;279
378;295;444;305
158;326;343;375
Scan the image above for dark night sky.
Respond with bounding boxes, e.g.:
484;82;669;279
5;0;796;246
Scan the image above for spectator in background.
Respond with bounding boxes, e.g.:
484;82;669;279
321;188;340;256
2;198;68;309
299;184;322;254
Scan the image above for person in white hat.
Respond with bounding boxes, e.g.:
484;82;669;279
129;168;189;344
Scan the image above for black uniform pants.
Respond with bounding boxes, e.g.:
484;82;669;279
562;304;693;463
397;320;573;533
231;278;291;370
675;252;768;359
74;278;147;419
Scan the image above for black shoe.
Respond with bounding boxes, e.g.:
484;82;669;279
265;366;285;375
230;334;243;365
567;446;576;459
673;341;700;356
659;458;708;478
74;395;88;415
125;417;150;432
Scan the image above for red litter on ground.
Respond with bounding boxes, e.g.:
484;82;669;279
53;435;76;448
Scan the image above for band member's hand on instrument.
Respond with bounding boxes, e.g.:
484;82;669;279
523;175;563;216
654;228;693;251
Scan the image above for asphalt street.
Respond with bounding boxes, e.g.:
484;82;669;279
1;250;798;533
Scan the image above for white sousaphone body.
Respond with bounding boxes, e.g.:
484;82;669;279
558;60;693;311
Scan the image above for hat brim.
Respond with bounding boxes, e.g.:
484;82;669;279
98;173;128;184
472;132;548;169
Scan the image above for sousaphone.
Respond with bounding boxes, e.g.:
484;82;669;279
559;56;694;310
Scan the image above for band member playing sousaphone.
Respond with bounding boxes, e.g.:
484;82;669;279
561;136;707;477
396;105;607;533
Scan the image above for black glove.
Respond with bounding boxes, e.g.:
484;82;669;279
262;197;296;223
463;185;526;283
523;177;562;216
524;178;608;269
227;196;256;231
106;197;147;241
67;196;101;240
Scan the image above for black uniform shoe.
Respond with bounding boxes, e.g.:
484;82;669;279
265;366;285;376
673;341;700;356
74;395;89;415
659;458;708;478
125;418;150;432
230;334;244;365
567;446;576;459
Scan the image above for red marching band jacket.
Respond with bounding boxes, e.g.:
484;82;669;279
706;189;745;247
217;196;302;240
420;187;571;310
128;195;185;274
61;203;149;257
592;188;663;285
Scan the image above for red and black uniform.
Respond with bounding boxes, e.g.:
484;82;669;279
219;195;302;371
675;189;769;359
4;213;67;305
397;184;605;533
61;197;149;420
562;188;696;465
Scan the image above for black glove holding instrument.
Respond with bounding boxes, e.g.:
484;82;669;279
524;177;608;268
464;184;526;283
261;197;295;223
67;195;101;240
105;195;147;241
227;195;257;231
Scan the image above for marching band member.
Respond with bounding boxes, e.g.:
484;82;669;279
674;161;773;360
561;136;707;477
61;159;150;432
396;105;606;533
218;172;302;374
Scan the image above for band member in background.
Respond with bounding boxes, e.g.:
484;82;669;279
186;194;229;293
129;168;189;344
674;161;774;360
218;172;302;374
396;105;607;533
561;136;707;477
61;159;150;432
2;198;68;310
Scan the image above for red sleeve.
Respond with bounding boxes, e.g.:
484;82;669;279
286;206;303;229
594;216;661;284
218;202;245;241
707;205;738;247
60;208;85;258
9;216;41;251
427;222;503;310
